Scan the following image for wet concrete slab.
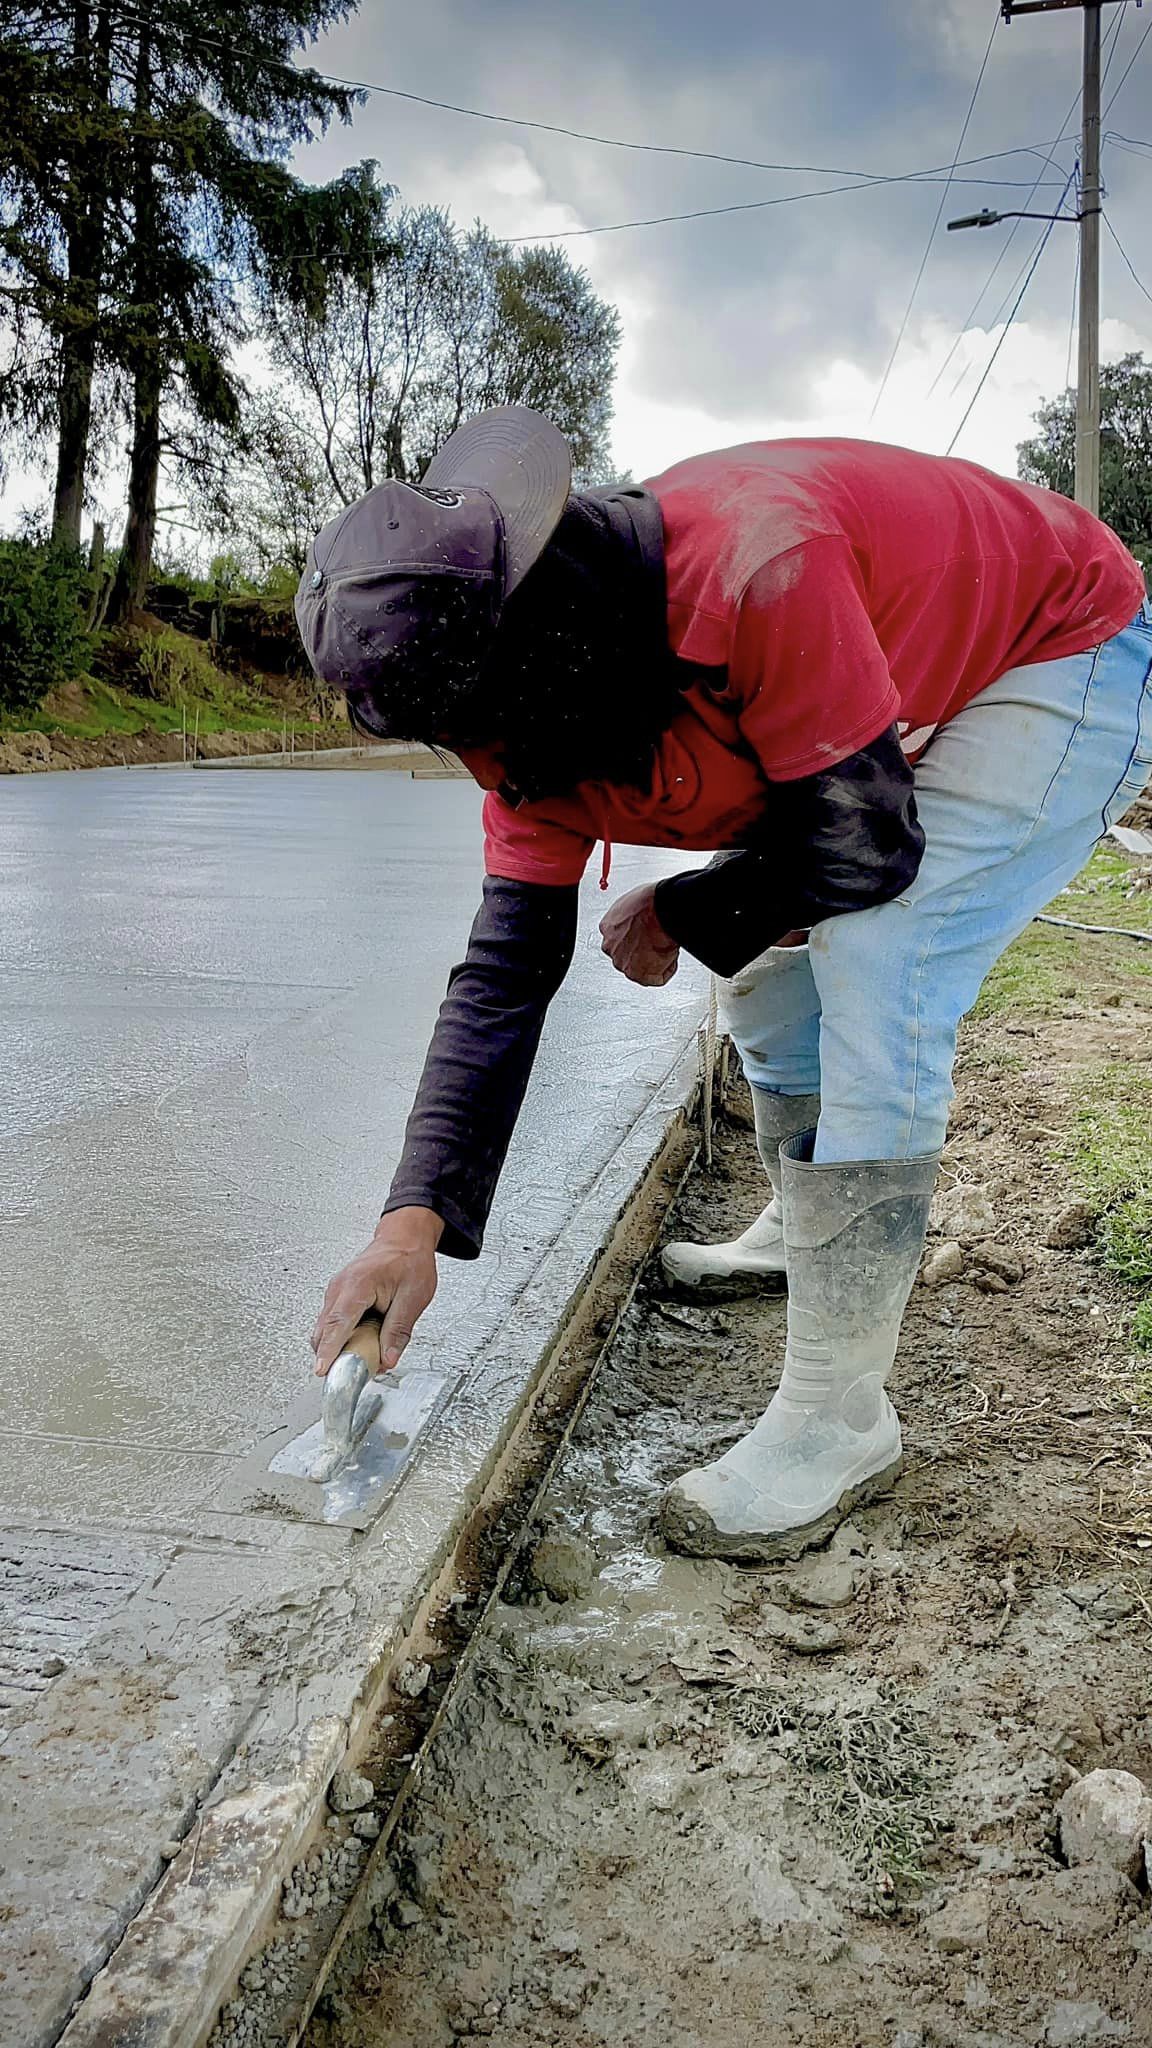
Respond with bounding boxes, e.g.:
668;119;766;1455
0;768;708;2045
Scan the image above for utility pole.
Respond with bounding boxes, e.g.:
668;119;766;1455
1075;1;1102;514
994;0;1135;516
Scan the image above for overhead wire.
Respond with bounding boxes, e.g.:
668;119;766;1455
944;166;1076;457
926;0;1131;405
1064;193;1081;390
1103;7;1152;114
868;6;1000;423
100;3;1069;196
500;168;1058;245
1103;211;1152;309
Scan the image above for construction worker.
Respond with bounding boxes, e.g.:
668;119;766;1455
296;406;1150;1561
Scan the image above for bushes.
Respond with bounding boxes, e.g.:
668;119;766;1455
0;537;94;716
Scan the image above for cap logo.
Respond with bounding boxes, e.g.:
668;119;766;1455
412;486;465;508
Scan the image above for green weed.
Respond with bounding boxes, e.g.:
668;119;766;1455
1062;1067;1152;1356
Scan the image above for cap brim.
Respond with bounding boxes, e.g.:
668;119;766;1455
423;405;571;593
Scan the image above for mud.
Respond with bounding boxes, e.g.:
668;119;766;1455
302;909;1152;2048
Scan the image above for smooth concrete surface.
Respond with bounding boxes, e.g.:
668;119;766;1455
1;770;705;1519
0;768;708;2045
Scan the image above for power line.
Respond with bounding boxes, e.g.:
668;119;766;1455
501;166;1069;245
945;167;1075;457
942;218;1058;404
926;127;1078;396
1065;194;1081;388
927;1;1130;404
1104;7;1152;113
1103;211;1152;308
868;7;1000;423
922;0;1131;411
104;2;1075;198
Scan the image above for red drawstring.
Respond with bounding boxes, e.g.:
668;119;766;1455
599;838;613;891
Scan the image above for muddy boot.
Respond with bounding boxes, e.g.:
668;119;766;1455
661;1132;940;1561
660;1089;820;1298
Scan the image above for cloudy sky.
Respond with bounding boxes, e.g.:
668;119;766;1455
289;0;1151;481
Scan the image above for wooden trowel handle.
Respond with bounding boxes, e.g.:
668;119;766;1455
342;1312;383;1375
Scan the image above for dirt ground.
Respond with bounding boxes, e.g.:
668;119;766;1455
306;844;1152;2048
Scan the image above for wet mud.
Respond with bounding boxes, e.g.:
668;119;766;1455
303;910;1152;2048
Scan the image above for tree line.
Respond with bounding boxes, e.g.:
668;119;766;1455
0;1;620;636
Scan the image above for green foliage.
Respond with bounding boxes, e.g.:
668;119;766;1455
1018;352;1152;563
132;627;226;707
1061;1066;1152;1355
234;191;622;565
0;3;379;593
0;536;93;714
1131;1300;1152;1356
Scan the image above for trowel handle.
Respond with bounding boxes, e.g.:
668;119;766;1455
342;1313;383;1376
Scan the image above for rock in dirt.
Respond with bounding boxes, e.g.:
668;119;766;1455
759;1603;849;1654
922;1240;964;1288
775;1556;863;1610
924;1887;990;1954
329;1767;374;1814
1058;1768;1152;1882
1036;1687;1105;1771
1044;2000;1127;2045
526;1532;598;1601
1014;1866;1142;1939
930;1182;996;1243
1063;1580;1138;1623
969;1242;1024;1286
395;1658;432;1699
1044;1200;1098;1252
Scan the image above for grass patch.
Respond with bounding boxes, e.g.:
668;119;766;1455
1054;843;1152;933
1061;1066;1152;1356
1130;1301;1152;1357
971;925;1083;1019
971;845;1152;1020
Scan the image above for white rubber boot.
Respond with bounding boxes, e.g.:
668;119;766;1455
662;1131;940;1561
661;1089;820;1297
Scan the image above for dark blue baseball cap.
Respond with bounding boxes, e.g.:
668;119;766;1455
294;405;572;741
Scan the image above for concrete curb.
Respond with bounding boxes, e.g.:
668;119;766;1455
52;1034;706;2048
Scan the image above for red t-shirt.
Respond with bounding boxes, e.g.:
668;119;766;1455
481;439;1145;886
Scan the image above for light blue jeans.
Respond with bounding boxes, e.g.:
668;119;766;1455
721;602;1152;1164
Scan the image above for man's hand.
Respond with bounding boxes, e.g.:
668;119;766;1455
599;882;681;987
311;1207;443;1377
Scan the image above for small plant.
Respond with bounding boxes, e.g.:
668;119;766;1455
0;535;94;716
133;626;226;706
1130;1300;1152;1359
727;1680;948;1901
1061;1068;1152;1361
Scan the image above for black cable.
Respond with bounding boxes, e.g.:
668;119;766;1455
869;6;1000;424
501;168;1065;245
927;0;1133;407
1105;9;1152;114
1103;211;1152;309
945;167;1076;457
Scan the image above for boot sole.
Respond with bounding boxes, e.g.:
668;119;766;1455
659;1452;904;1564
661;1267;789;1304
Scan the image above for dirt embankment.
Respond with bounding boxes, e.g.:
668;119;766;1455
0;723;356;775
303;850;1152;2048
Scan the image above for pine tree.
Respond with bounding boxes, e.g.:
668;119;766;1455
0;3;379;592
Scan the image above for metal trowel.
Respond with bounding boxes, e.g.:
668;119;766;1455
264;1313;449;1524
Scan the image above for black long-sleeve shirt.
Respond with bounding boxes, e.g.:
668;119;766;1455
382;725;923;1257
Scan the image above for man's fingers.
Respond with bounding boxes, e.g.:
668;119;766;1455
380;1272;434;1368
312;1284;380;1376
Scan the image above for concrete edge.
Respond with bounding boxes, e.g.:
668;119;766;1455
55;1034;708;2048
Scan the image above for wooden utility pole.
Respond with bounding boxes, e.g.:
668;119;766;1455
1000;0;1124;515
